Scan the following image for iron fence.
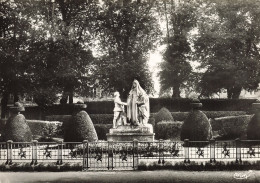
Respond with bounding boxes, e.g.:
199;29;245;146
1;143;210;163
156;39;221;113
0;139;260;170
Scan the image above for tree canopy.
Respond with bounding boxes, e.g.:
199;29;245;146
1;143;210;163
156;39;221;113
94;0;161;98
194;0;260;98
159;0;198;98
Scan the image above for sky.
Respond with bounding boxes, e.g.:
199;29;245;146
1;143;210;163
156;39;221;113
148;45;166;97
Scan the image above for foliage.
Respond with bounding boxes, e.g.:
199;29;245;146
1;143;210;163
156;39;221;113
155;121;183;140
23;39;95;105
90;114;114;124
210;115;252;140
0;0;99;109
154;107;173;124
181;110;212;141
0;1;34;117
4;114;32;142
64;110;98;142
159;0;198;98
194;0;260;98
94;124;113;140
94;1;161;98
27;120;62;139
247;113;260;140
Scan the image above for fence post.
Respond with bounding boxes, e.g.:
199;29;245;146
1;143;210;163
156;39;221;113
210;139;216;163
57;140;63;165
6;140;13;165
83;140;89;170
31;140;38;165
235;138;242;163
108;140;114;170
184;139;190;163
133;140;139;170
158;139;165;165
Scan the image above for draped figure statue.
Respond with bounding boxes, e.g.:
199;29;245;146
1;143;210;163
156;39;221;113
127;80;150;126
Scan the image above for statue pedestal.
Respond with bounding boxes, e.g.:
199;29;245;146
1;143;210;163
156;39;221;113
106;124;154;141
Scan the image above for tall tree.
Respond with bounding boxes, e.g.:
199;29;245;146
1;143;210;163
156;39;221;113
194;0;260;99
94;0;161;98
0;1;32;118
159;0;198;98
22;0;99;104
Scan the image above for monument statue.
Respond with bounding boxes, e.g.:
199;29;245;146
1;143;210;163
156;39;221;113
107;80;154;141
127;79;150;126
113;91;127;128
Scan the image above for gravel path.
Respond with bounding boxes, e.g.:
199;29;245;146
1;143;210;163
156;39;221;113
0;170;260;183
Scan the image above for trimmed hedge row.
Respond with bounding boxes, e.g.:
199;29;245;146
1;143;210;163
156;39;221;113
170;111;247;121
94;124;113;140
27;120;62;138
45;111;247;125
210;115;253;140
150;98;257;113
155;121;183;140
18;99;256;120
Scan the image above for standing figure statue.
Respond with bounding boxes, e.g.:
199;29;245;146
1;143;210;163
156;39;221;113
127;80;150;126
113;91;127;128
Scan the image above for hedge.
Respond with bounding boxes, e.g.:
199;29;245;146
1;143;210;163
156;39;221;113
27;120;62;139
210;115;253;140
17;99;256;120
154;108;173;124
45;111;247;126
155;121;183;140
170;111;247;121
94;124;113;140
247;112;260;140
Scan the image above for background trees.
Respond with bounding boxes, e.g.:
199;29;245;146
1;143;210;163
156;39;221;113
194;0;260;99
1;0;260;118
159;0;198;98
94;1;161;98
0;1;32;117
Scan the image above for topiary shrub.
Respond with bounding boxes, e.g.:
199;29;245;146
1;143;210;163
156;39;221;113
154;107;173;124
64;109;98;142
181;102;212;141
155;121;183;140
4;114;32;142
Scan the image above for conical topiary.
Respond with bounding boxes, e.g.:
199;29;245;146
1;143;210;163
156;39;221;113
64;104;98;142
180;99;212;141
154;107;173;124
4;102;32;142
247;103;260;140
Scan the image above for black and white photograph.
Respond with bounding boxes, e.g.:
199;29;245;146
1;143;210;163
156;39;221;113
1;0;260;182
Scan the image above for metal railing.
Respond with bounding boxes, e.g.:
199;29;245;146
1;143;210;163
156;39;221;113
0;139;259;170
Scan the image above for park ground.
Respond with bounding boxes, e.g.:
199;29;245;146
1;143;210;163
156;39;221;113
1;170;260;183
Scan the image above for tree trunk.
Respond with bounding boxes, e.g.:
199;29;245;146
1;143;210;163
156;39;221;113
172;84;181;98
1;92;9;119
227;86;242;99
69;91;73;104
13;92;19;103
60;95;68;104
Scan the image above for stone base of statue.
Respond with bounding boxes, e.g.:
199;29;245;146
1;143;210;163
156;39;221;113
106;124;154;141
